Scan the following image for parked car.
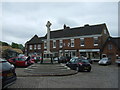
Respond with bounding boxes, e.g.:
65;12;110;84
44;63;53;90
81;57;93;64
58;56;71;63
115;57;120;66
7;56;34;67
0;58;17;89
31;55;42;63
98;58;112;65
86;58;93;64
53;57;59;61
66;57;91;72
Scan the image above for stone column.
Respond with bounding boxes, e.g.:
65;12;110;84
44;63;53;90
46;21;52;53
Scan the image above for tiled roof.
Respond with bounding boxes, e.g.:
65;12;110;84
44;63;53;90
44;23;107;39
26;23;108;44
27;35;44;44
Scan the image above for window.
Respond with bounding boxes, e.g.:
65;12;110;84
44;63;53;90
71;39;74;47
104;29;107;34
59;40;63;48
53;40;56;48
34;45;36;50
44;41;47;49
80;38;84;46
94;37;98;46
38;44;41;49
108;44;112;50
29;45;32;50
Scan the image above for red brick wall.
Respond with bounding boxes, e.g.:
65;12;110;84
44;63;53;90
102;42;120;63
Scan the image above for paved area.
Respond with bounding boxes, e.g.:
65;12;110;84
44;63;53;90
15;63;77;76
9;62;119;88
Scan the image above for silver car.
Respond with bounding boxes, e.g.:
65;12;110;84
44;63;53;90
98;58;112;65
115;57;120;66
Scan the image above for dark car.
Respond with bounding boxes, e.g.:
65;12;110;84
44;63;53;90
0;58;17;89
66;57;91;72
58;56;71;63
86;58;93;64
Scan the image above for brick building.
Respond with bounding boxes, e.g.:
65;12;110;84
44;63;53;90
25;23;110;61
102;37;120;63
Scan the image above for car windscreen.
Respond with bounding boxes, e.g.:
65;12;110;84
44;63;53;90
16;57;26;61
101;58;108;61
81;60;89;63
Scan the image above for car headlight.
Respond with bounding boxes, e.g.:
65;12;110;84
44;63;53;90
11;64;15;67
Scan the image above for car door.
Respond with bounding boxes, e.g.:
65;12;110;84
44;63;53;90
70;59;78;70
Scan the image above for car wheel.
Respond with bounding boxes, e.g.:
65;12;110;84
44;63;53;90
76;67;80;72
87;68;91;72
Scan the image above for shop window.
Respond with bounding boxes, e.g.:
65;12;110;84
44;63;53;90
92;52;100;59
80;52;86;57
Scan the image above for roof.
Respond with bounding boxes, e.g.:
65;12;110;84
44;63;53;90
27;35;44;44
26;23;108;44
44;23;107;39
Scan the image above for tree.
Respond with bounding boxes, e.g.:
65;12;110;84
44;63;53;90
0;41;10;46
11;42;19;48
18;44;24;50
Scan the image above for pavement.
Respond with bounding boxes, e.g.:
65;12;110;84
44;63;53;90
15;62;78;77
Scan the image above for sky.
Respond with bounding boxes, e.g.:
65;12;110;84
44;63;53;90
1;1;119;45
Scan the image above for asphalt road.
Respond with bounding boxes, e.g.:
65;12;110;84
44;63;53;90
8;62;119;88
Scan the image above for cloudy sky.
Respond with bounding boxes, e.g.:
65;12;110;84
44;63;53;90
1;1;118;45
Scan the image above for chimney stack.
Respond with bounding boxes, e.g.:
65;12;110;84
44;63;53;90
63;24;67;29
84;24;89;27
63;24;70;30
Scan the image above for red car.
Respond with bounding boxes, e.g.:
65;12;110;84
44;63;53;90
7;56;34;67
31;55;42;63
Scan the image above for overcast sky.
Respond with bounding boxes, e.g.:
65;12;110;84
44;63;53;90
1;2;118;45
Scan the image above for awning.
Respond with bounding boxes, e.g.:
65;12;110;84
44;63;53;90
79;49;100;52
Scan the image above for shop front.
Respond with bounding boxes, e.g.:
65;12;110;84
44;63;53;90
79;49;100;61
